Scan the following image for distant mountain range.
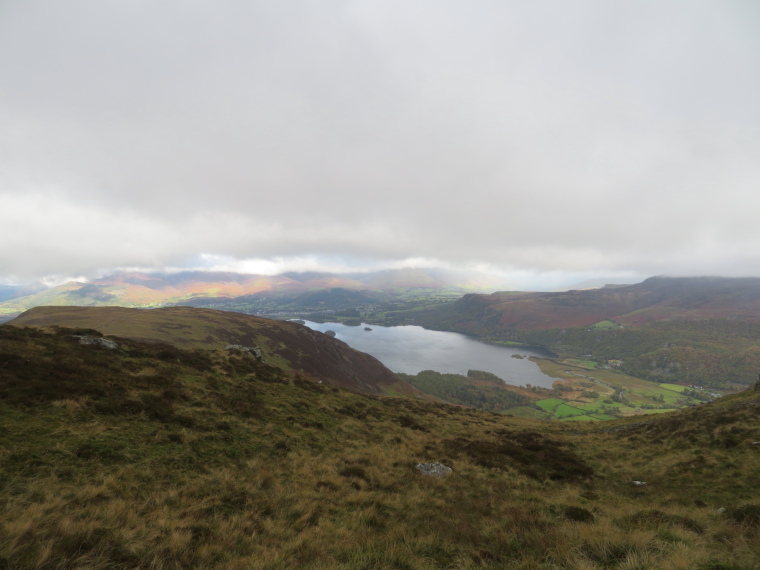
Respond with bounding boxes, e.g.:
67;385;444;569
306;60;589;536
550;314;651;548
0;267;515;321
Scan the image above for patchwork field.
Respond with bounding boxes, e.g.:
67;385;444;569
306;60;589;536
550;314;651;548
524;358;705;421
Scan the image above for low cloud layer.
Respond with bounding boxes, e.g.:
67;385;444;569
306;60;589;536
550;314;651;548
2;1;759;287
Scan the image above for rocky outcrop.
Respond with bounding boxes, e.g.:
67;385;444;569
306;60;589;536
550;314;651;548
416;462;452;477
73;335;119;350
224;344;263;361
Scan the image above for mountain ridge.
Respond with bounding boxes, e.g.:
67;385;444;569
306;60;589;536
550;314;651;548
419;276;760;333
8;305;423;398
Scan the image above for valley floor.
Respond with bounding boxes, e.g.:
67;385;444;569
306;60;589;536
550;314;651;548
513;357;712;421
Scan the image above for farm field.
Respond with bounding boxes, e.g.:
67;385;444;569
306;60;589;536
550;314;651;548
535;398;564;412
522;357;706;421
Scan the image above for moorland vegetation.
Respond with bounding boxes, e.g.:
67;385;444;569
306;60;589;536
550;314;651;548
2;322;760;569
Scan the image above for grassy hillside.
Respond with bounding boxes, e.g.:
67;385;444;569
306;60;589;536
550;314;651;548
1;325;760;568
8;306;421;398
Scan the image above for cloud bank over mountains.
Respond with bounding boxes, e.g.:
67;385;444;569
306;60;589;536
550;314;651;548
2;1;759;287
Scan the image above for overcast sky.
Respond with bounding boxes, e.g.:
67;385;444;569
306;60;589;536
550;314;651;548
2;1;759;289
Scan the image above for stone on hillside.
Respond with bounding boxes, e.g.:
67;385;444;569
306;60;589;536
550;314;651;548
74;335;119;350
416;462;452;477
224;344;263;361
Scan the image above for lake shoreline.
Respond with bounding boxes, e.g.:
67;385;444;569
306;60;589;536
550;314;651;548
302;320;556;389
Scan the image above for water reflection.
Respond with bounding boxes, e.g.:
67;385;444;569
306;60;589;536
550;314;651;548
303;321;555;388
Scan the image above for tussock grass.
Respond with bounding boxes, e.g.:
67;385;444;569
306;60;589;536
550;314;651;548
1;325;760;568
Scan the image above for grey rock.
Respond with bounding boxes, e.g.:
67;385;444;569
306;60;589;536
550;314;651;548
224;344;263;361
416;462;452;477
74;335;120;350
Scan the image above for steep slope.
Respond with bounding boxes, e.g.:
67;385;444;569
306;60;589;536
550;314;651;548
8;306;421;397
1;325;759;568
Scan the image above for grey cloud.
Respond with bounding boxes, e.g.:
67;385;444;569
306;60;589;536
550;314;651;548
1;1;759;283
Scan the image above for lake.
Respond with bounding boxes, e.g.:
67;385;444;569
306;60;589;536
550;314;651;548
302;321;556;388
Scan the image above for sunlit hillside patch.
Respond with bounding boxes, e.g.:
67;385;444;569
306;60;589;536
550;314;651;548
593;320;622;330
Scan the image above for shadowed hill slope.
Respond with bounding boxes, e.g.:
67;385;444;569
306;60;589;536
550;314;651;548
8;306;421;397
417;276;760;333
1;325;759;568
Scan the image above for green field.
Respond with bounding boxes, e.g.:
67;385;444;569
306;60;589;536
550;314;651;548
535;398;564;412
560;414;598;422
554;403;588;418
530;357;703;419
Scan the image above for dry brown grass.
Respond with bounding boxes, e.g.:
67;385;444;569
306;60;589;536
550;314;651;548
2;325;760;568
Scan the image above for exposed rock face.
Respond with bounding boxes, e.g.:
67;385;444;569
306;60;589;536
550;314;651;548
416;462;452;477
73;335;119;350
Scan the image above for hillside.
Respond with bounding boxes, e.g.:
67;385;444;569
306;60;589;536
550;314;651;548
400;277;760;390
8;306;421;398
1;325;759;568
408;277;760;332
